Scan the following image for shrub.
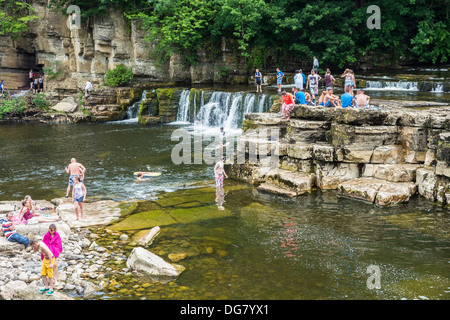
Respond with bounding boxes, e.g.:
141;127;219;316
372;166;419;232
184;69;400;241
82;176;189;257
32;93;51;110
104;64;134;87
0;97;27;118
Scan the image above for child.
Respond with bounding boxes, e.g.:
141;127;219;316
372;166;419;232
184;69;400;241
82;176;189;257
255;69;262;93
276;68;284;92
42;224;63;285
306;69;321;105
30;239;55;295
72;176;87;221
354;89;370;108
281;91;294;121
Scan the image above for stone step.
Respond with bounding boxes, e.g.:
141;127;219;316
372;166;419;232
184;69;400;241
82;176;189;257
257;183;298;197
264;169;316;195
337;177;417;206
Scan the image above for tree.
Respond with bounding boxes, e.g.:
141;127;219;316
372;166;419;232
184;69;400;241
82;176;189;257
0;0;39;39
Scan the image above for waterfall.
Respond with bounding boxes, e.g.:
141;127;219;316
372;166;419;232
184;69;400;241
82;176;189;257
365;80;419;91
175;88;272;130
431;83;444;93
125;90;147;120
176;89;191;123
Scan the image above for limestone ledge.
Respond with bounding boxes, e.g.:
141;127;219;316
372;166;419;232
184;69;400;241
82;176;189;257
226;105;450;206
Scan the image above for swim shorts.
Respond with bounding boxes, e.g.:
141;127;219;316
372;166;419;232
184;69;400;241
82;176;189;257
215;173;224;186
68;175;83;186
41;258;55;278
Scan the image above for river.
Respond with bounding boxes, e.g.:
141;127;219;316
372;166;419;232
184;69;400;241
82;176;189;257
0;118;448;300
1;67;449;300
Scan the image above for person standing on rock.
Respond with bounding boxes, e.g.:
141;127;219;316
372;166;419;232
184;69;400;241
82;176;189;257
313;56;319;73
276;68;284;92
0;80;4;98
255;69;262;93
1;212;30;249
30;239;55;296
84;80;92;98
29;69;34;90
72;175;87;221
42;224;63;285
65;158;86;198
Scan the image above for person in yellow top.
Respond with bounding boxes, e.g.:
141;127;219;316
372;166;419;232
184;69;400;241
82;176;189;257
30;239;55;295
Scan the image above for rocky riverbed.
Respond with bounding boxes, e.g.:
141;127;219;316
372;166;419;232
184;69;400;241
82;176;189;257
0;197;181;300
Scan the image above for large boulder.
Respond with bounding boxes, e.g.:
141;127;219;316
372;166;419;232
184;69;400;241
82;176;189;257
52;97;78;113
126;247;185;278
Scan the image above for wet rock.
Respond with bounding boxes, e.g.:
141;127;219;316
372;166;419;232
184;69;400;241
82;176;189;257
126;247;185;278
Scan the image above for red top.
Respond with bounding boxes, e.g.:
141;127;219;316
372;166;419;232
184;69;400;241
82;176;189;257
282;94;294;105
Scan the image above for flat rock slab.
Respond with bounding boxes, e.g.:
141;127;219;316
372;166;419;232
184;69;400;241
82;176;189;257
264;169;316;195
338;178;417;206
55;198;122;228
257;183;298;197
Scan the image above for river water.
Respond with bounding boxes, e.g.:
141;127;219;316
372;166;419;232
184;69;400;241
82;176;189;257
1;67;449;300
0;119;448;300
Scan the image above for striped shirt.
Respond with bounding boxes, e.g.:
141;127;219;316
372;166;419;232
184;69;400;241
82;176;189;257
2;220;15;239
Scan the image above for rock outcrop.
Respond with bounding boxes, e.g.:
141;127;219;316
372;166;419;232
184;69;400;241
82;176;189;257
226;104;450;206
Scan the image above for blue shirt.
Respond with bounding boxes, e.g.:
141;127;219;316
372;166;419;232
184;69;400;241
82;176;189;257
295;91;306;104
341;93;353;108
276;71;284;79
301;73;305;84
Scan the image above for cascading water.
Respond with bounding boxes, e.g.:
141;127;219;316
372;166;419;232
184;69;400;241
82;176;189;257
364;80;419;91
175;89;272;130
120;90;147;123
176;90;191;123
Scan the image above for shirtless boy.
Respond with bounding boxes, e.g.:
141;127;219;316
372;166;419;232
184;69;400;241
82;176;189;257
354;89;370;107
65;158;86;198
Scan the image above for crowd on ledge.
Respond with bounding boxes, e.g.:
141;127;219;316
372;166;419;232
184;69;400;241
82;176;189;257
255;57;372;121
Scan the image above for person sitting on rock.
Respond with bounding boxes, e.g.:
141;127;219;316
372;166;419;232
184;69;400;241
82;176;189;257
324;88;341;108
17;199;61;224
281;91;295;121
1;212;30;249
354;89;370;108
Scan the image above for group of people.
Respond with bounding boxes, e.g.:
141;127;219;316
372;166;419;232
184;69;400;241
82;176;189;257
2;211;63;296
29;69;45;94
0;158;87;295
269;58;371;121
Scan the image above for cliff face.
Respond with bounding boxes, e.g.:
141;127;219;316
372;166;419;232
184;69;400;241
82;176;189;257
0;0;250;93
226;103;450;206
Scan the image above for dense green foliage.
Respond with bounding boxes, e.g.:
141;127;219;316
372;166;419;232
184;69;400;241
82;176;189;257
0;97;27;118
104;64;134;86
31;0;450;69
0;0;38;39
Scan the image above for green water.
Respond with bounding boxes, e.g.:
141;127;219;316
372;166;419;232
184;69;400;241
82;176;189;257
0;121;449;300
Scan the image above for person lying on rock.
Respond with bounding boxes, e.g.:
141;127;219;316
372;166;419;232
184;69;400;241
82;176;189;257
1;212;30;249
30;239;55;296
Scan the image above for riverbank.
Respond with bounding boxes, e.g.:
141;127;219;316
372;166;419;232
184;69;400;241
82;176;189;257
0;196;182;300
225;103;450;206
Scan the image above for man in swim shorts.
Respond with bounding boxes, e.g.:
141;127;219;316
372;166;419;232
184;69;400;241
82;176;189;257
65;158;86;198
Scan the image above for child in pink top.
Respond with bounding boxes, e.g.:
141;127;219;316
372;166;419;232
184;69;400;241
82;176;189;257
41;224;63;284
